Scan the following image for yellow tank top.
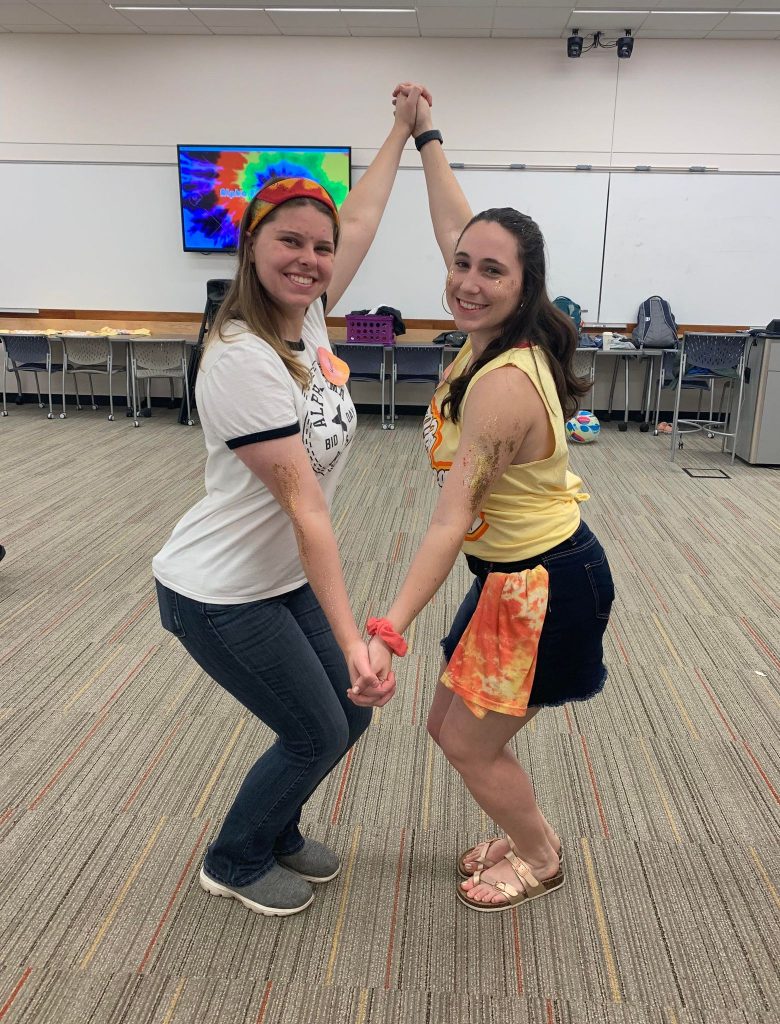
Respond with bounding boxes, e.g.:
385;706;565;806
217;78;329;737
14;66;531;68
422;341;588;561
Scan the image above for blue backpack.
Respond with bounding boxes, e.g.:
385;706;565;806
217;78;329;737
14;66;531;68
553;296;582;334
632;296;678;349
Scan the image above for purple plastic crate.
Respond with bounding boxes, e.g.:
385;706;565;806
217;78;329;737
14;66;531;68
344;315;395;346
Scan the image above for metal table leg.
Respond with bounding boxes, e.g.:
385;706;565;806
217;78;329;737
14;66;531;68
618;355;629;431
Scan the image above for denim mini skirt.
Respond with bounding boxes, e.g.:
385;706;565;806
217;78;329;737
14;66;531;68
441;519;615;709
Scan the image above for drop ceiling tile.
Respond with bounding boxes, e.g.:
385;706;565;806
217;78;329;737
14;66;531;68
734;0;780;7
70;21;144;29
188;8;279;29
569;12;650;30
348;25;421;34
642;11;726;28
122;8;207;25
139;21;212;30
341;10;418;27
648;0;732;6
415;0;491;6
266;11;349;34
714;11;780;26
494;6;572;29
636;27;711;34
0;3;68;25
491;26;563;34
569;0;647;6
578;0;727;7
417;5;494;29
420;25;492;33
707;25;780;33
34;3;134;24
5;21;75;28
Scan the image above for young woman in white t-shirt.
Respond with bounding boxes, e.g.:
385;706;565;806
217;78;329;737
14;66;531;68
153;87;426;917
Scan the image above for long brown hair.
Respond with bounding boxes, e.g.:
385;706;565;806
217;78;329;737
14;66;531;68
208;186;339;391
442;208;588;423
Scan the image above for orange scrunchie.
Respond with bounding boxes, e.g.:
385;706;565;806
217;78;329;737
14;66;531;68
365;617;408;657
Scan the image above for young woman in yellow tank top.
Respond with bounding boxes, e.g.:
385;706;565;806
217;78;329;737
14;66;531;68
351;84;615;913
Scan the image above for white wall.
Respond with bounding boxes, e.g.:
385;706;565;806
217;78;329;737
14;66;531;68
3;37;779;169
2;34;779;320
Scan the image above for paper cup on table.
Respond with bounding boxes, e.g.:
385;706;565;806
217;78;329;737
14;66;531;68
602;331;614;350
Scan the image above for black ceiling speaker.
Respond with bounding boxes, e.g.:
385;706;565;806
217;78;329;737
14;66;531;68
567;31;583;58
617;30;634;58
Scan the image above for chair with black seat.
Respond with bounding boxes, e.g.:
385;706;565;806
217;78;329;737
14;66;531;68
1;335;63;419
390;346;444;428
332;343;390;428
179;278;231;425
669;333;751;463
651;351;710;435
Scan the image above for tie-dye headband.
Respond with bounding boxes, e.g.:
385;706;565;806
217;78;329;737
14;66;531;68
247;177;339;234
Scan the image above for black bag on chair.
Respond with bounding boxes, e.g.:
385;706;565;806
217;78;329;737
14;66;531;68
432;330;468;348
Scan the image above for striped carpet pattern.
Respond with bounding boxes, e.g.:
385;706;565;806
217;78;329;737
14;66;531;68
0;404;778;1024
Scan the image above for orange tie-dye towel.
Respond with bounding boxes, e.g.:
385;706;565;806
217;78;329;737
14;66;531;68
441;565;549;719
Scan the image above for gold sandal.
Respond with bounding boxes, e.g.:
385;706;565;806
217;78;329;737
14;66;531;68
458;838;563;878
457;850;565;913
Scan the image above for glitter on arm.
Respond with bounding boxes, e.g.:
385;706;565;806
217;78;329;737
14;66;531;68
462;438;502;516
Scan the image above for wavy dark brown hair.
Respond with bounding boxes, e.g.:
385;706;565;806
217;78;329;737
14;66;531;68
207;183;339;391
442;208;588;423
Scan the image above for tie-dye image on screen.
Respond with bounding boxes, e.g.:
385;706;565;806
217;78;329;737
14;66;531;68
177;145;351;252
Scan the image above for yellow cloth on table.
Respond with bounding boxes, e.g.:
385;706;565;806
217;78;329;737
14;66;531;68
441;565;549;719
98;327;150;336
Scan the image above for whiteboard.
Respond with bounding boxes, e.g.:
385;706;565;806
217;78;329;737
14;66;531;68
333;167;610;320
600;173;780;326
0;162;234;312
2;160;777;327
0;161;608;319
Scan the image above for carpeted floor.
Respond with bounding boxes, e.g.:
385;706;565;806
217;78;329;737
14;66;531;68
0;403;778;1024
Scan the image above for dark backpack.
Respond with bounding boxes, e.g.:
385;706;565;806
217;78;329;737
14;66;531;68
632;296;678;349
553;296;582;334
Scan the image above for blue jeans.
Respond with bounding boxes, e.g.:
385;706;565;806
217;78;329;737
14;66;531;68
155;580;371;887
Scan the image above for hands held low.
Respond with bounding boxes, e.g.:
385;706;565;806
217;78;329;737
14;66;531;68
347;636;396;708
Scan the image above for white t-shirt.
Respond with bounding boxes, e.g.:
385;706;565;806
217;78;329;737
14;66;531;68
152;300;356;603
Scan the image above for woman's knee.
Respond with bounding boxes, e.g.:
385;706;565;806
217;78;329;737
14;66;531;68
346;704;372;747
284;714;350;768
425;713;443;747
437;719;478;771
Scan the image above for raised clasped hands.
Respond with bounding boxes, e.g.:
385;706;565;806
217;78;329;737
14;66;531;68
392;81;433;138
392;82;433;137
347;635;396;708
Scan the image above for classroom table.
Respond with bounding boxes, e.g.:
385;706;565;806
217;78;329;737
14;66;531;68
598;346;677;431
0;328;196;424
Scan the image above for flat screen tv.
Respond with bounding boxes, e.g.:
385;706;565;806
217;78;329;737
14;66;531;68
177;145;351;253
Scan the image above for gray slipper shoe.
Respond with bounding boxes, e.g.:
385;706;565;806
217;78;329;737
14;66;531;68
199;863;313;917
276;839;341;883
